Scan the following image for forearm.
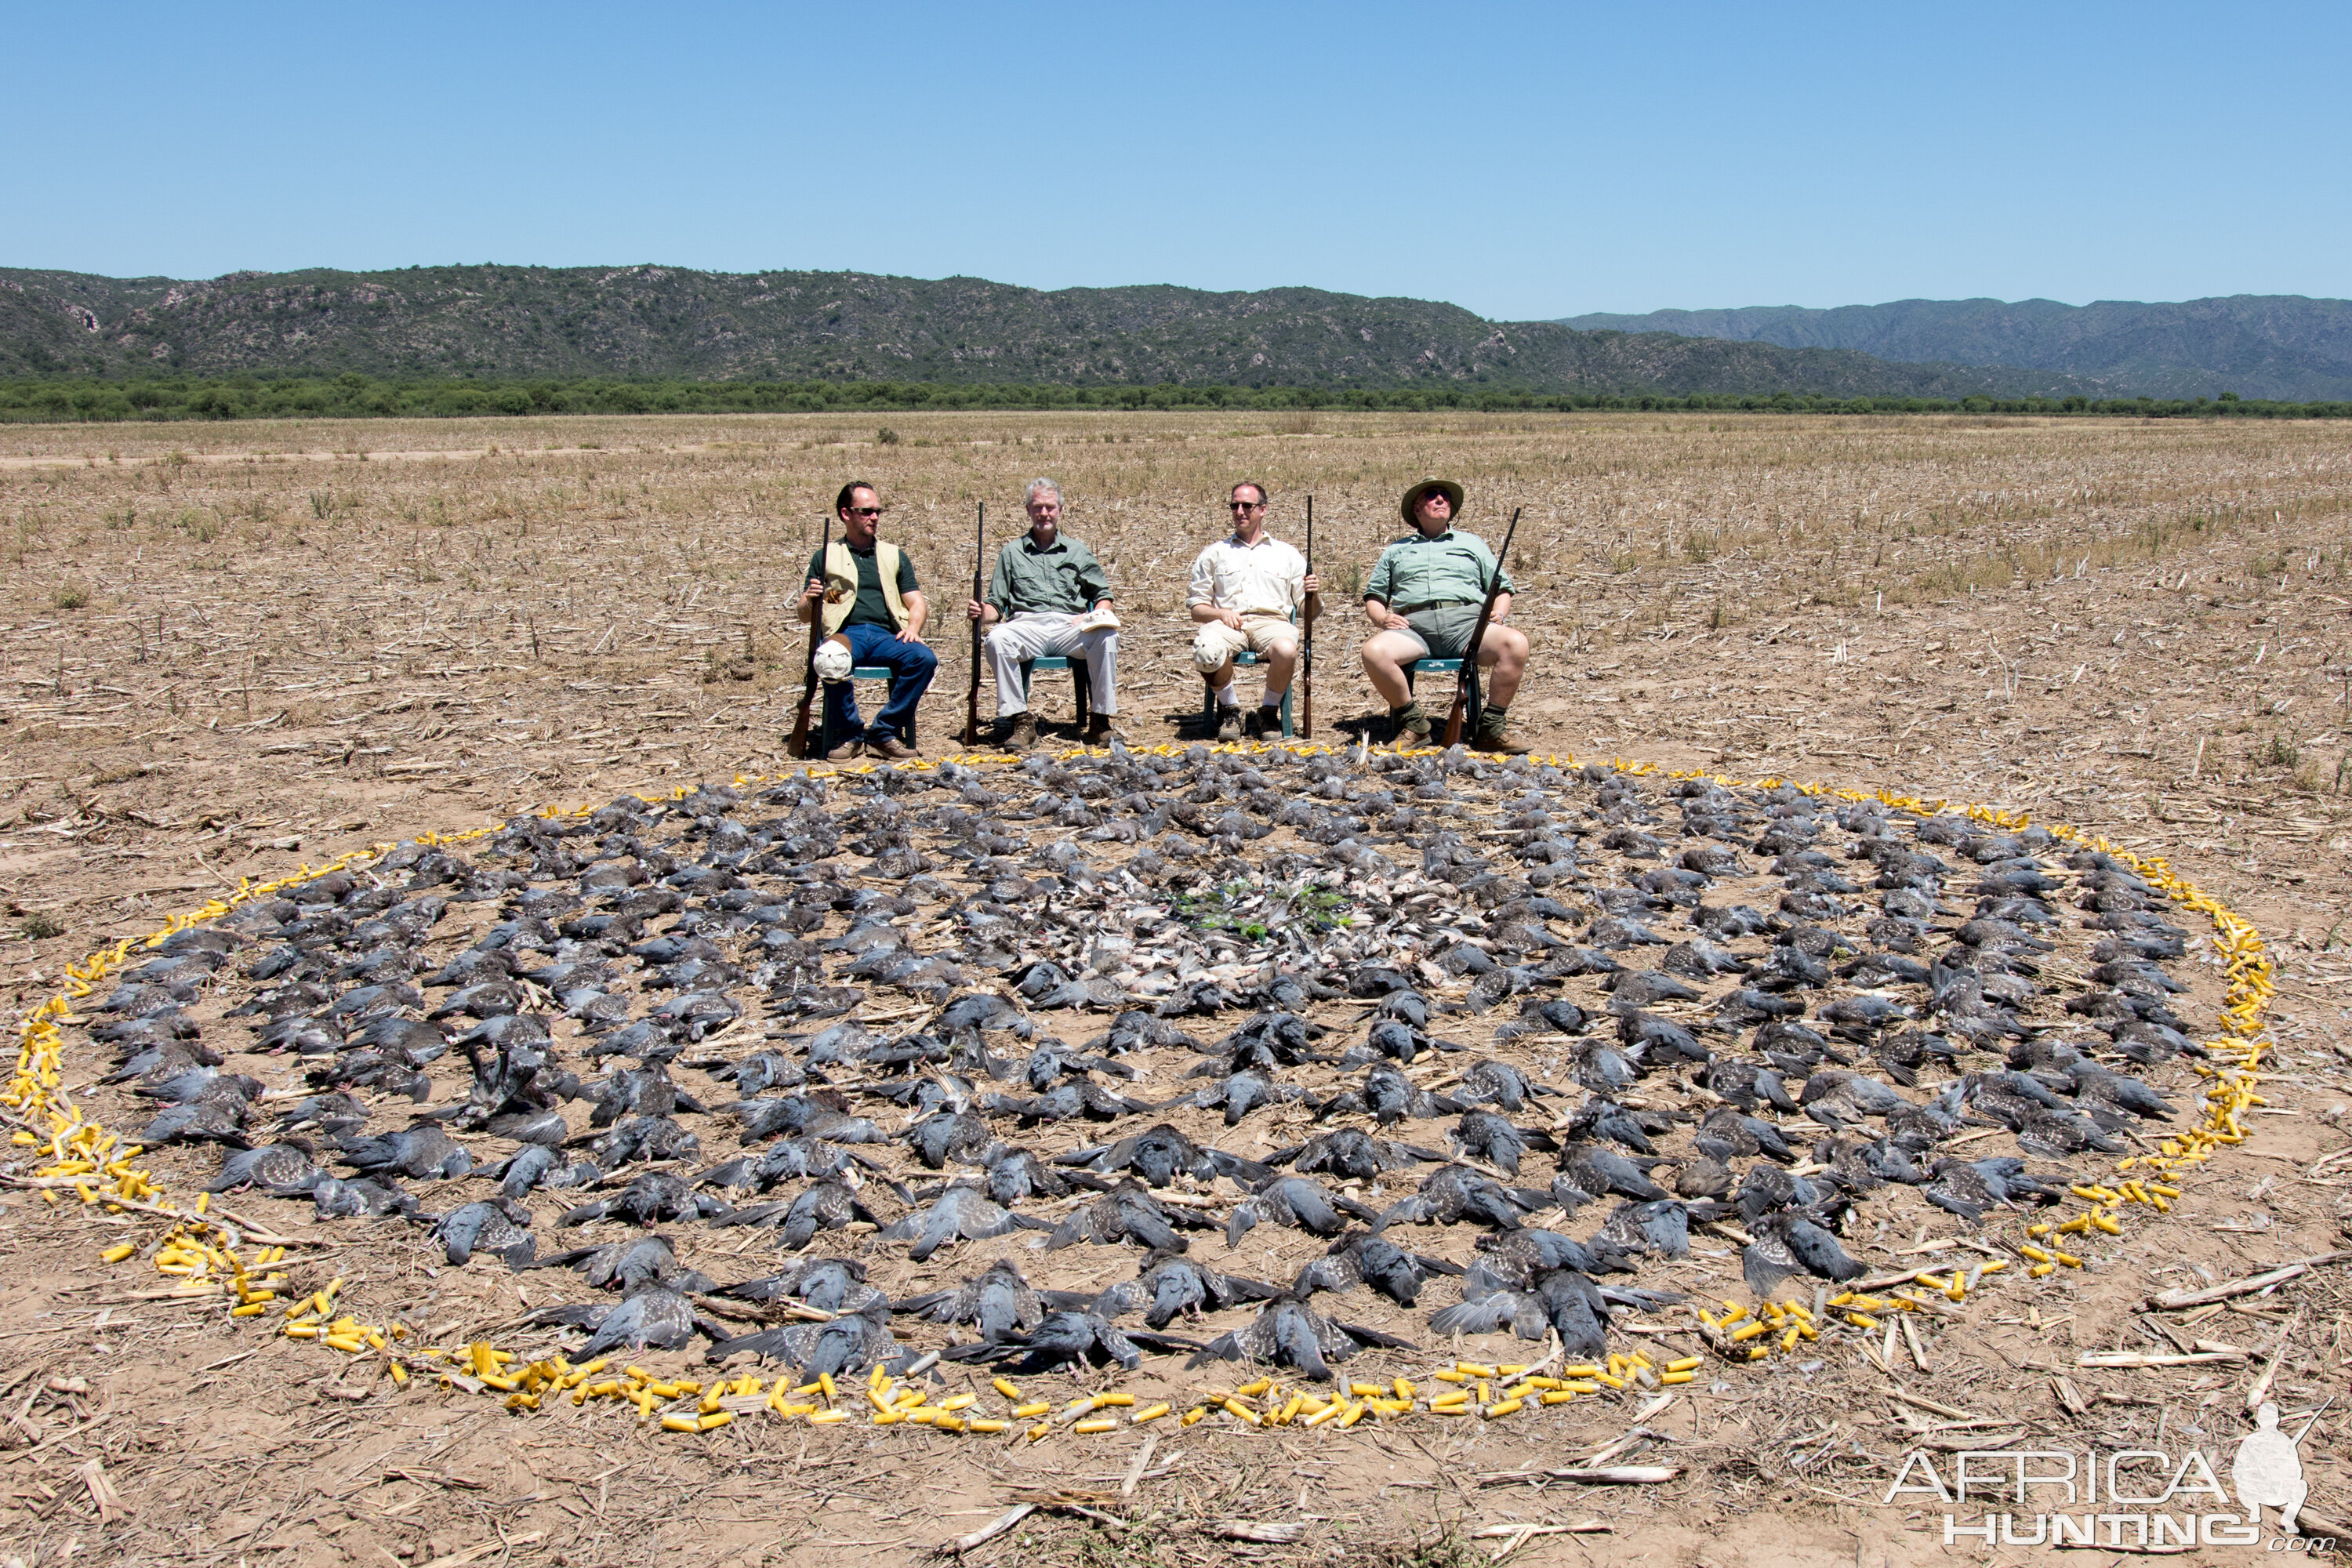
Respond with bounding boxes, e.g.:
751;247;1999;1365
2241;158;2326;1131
1189;601;1225;624
902;592;928;639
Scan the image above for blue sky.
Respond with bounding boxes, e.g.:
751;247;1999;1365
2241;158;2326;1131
9;2;2347;320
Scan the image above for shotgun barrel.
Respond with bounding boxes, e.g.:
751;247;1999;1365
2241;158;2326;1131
1300;494;1314;739
1439;506;1521;749
964;502;985;746
788;510;830;758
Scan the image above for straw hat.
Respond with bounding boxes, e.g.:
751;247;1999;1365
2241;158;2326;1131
1399;477;1465;526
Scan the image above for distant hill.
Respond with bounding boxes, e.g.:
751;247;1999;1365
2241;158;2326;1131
1557;296;2352;401
0;263;2091;400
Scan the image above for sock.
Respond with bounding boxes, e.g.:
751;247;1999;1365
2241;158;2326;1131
1392;699;1424;719
1480;703;1508;726
1258;695;1282;711
1214;682;1236;707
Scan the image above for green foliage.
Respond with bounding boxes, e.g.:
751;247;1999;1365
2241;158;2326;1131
875;426;900;445
20;911;66;940
52;581;89;609
1174;878;1355;943
2;371;2345;426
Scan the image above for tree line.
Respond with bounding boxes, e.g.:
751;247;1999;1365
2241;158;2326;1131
2;374;2345;424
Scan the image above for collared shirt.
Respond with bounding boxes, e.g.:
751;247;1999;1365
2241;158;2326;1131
1363;527;1513;608
1187;532;1306;618
806;540;920;630
987;532;1112;617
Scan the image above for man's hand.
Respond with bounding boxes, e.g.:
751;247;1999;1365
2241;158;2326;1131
902;626;929;646
1218;606;1244;631
965;597;987;622
1301;572;1321;597
1490;593;1513;625
800;576;824;605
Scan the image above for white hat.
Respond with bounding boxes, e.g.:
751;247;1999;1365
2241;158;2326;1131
813;639;855;683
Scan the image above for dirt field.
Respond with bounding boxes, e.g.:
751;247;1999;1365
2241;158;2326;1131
3;409;2350;1568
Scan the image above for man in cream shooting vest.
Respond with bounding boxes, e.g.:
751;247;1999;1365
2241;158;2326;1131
795;481;935;760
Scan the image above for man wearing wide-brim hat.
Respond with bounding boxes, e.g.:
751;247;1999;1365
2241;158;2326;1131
1357;478;1531;753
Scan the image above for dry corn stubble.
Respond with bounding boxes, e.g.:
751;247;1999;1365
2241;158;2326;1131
3;409;2352;1568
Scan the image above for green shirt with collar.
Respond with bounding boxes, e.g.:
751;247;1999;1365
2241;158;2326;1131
1363;527;1513;609
987;532;1113;617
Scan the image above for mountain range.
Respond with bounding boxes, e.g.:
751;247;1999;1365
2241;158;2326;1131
1558;296;2352;402
0;264;2086;400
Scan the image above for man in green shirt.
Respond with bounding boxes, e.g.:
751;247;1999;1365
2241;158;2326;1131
963;478;1123;749
795;480;933;762
1358;478;1531;753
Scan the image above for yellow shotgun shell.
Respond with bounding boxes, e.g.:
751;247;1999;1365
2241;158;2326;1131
1132;1403;1171;1424
1073;1418;1115;1434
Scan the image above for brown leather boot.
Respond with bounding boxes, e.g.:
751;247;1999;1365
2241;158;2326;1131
1081;715;1127;746
867;735;921;761
1471;712;1533;754
1000;712;1040;751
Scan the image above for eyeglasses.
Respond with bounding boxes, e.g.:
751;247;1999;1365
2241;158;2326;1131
845;506;884;517
1229;500;1266;512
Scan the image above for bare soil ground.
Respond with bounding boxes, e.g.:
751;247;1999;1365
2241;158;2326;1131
2;410;2350;1568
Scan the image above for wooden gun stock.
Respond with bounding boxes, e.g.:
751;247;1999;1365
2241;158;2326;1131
788;510;830;758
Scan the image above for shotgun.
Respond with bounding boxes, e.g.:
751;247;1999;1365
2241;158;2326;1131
787;509;830;758
1300;494;1313;739
963;501;985;747
1440;506;1520;749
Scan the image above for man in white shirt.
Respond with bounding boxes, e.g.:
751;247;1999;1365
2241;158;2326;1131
1188;481;1321;740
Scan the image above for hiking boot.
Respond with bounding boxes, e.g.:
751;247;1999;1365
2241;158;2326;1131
866;735;922;762
1472;714;1533;755
1081;715;1127;747
1000;712;1040;751
1391;702;1432;749
1248;705;1282;740
824;738;864;762
1214;704;1243;742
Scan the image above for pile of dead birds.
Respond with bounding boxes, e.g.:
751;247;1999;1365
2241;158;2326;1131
74;744;2215;1388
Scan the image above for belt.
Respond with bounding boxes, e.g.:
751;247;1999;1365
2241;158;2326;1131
1394;599;1476;614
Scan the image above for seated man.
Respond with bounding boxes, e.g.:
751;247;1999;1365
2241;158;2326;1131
795;480;935;761
1189;480;1320;740
965;477;1124;749
1359;477;1530;753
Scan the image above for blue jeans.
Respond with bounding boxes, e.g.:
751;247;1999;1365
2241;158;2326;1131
823;622;938;745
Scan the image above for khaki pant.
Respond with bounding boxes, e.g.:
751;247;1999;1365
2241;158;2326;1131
985;611;1118;718
1192;612;1298;673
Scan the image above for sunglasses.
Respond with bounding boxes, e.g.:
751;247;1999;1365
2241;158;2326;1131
844;506;884;517
1229;500;1266;512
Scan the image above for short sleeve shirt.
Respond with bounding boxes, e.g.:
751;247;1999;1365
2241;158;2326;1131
1188;533;1307;617
1363;528;1512;608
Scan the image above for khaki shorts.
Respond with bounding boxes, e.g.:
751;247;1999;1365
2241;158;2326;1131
1192;612;1298;672
1385;603;1485;661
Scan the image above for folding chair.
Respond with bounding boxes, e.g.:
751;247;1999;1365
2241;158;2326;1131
1403;658;1482;740
1016;657;1092;731
1197;609;1304;739
815;666;916;757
